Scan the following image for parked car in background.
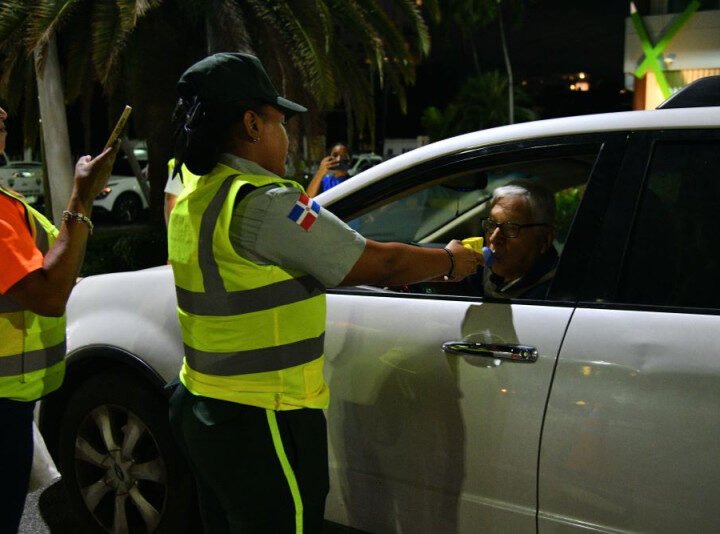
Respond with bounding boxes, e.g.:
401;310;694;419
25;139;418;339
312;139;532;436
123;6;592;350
92;141;150;223
42;77;720;533
0;153;43;204
348;152;382;176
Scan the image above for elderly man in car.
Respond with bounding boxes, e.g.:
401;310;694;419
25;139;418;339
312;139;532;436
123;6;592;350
472;180;558;299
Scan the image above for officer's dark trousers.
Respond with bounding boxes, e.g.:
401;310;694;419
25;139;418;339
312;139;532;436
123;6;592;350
0;399;35;534
169;383;329;533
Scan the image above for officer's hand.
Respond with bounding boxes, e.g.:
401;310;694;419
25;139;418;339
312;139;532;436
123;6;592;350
444;239;482;280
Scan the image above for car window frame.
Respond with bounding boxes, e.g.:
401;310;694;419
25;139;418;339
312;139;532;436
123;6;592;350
582;128;720;315
329;133;629;304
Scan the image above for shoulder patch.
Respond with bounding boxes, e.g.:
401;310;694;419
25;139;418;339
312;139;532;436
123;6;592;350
287;193;321;231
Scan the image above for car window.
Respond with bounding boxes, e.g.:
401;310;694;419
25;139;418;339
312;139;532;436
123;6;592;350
617;140;720;309
346;148;599;299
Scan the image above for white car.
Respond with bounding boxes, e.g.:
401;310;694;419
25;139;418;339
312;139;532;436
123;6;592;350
93;174;149;223
93;146;150;223
0;155;44;203
42;77;720;533
348;152;383;176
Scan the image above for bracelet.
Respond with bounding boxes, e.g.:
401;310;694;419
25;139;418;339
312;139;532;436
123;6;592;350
443;247;455;280
62;210;93;235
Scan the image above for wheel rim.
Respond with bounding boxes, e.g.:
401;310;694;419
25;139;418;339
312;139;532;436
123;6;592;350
73;404;167;533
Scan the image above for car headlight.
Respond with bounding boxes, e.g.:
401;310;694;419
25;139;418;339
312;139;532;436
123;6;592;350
96;187;112;200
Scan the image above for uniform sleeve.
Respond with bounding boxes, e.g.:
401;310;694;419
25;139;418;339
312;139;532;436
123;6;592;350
0;195;44;293
164;172;184;196
229;186;366;288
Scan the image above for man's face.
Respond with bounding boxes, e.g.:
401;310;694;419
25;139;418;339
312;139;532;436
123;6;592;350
486;195;551;281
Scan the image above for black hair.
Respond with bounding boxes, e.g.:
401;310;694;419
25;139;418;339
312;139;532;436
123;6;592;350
171;97;263;177
328;142;352;158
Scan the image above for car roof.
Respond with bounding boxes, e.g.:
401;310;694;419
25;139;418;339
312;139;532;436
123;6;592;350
316;106;720;205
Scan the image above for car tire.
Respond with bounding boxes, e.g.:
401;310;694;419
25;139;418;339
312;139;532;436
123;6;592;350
58;372;194;534
112;192;142;224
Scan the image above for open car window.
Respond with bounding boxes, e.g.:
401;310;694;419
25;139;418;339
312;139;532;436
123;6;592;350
346;147;600;299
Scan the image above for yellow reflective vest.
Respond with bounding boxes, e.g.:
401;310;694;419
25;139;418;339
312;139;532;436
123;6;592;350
168;163;328;410
0;189;66;401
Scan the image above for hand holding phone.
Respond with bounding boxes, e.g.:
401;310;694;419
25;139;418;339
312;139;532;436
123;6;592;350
105;105;132;149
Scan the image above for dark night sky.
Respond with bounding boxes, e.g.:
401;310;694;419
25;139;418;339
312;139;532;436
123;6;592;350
375;0;633;140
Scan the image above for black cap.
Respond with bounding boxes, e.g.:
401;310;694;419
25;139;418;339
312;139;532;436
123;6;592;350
177;52;307;115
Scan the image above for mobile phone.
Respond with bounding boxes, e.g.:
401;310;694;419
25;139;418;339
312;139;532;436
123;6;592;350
105;105;132;149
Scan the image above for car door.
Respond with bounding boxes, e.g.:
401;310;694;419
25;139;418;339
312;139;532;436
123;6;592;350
322;135;627;533
539;130;720;532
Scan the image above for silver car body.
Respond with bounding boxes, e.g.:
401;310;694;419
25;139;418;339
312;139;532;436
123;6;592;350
0;159;43;199
63;104;720;532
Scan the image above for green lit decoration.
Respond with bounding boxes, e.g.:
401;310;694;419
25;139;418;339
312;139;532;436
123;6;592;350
631;0;700;99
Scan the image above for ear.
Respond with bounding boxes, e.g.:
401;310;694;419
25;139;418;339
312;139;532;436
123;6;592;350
541;227;555;253
242;110;262;142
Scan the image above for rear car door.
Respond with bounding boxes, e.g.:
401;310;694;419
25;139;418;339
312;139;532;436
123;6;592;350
322;135;627;533
539;130;720;532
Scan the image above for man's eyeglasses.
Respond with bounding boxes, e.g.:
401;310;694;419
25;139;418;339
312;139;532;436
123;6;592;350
481;218;549;239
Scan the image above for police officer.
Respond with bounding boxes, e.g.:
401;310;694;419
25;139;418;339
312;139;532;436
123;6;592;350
163;157;199;225
166;53;482;533
0;105;116;533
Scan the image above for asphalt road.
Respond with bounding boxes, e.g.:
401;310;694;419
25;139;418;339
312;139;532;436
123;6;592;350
20;480;361;534
20;480;77;534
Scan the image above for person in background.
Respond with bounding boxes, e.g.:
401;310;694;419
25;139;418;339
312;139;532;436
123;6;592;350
166;52;482;533
163;158;199;226
475;180;558;299
306;142;351;196
0;105;117;533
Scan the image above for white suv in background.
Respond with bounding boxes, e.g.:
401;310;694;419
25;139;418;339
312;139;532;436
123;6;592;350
0;153;44;204
92;141;150;223
43;77;720;533
348;152;383;176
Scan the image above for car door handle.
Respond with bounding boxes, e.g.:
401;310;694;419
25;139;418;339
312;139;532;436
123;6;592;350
442;341;538;363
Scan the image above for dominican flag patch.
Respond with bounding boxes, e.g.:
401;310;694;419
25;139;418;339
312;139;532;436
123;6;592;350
288;193;321;231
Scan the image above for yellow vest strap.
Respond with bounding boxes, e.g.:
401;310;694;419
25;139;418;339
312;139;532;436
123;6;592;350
0;341;66;376
0;295;23;313
198;175;246;292
175;275;324;316
184;333;325;375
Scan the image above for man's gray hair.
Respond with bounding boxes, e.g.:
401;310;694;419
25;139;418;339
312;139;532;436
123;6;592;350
491;180;556;226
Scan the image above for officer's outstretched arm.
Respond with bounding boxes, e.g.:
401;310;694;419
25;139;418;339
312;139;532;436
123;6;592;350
339;239;481;288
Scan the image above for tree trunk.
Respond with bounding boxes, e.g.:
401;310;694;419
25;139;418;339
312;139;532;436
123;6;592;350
498;2;514;125
35;38;74;224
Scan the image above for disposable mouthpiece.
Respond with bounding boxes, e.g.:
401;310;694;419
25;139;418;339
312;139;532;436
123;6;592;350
482;246;495;268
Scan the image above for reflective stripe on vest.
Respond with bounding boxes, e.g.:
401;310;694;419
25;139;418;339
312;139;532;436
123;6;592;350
170;165;326;379
0;343;66;375
175;275;324;316
184;334;325;376
0;188;66;400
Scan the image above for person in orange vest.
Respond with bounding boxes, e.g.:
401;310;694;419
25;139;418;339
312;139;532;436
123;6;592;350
0;105;117;533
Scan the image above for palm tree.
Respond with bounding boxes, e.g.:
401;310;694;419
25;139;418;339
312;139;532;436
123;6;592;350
443;0;524;124
421;70;536;141
0;0;437;213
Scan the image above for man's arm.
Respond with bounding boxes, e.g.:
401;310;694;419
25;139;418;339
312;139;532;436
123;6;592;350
5;147;117;316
